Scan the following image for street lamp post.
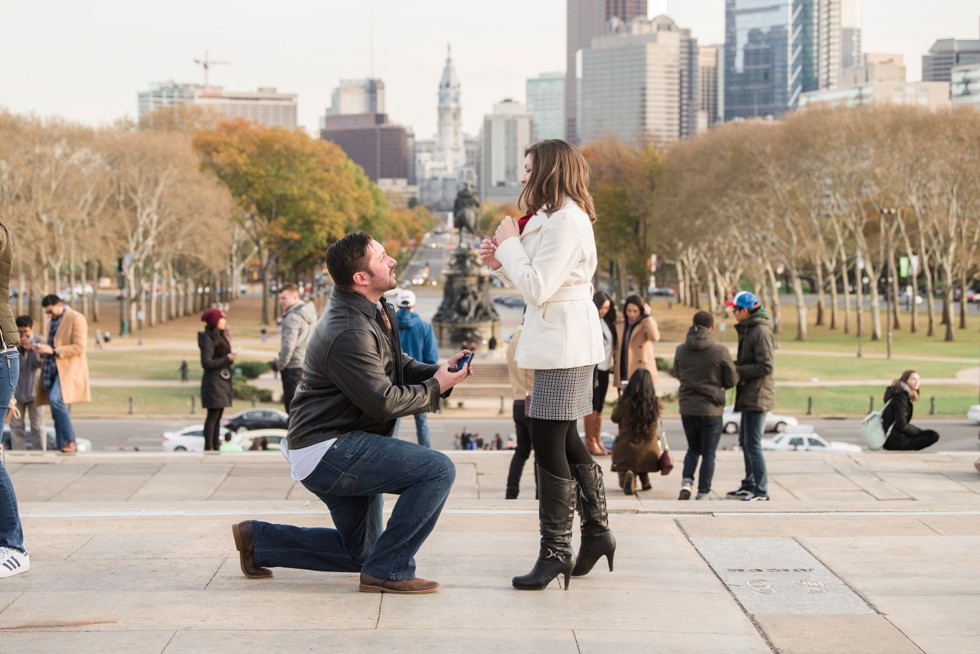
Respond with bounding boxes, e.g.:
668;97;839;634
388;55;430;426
880;207;897;360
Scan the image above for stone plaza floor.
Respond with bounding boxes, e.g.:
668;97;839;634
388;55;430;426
2;448;979;653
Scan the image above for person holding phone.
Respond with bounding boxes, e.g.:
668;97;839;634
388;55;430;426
233;232;471;594
479;139;613;591
198;308;236;452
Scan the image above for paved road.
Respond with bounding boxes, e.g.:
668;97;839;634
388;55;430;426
75;416;979;453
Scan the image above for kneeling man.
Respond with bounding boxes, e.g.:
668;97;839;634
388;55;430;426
233;232;472;593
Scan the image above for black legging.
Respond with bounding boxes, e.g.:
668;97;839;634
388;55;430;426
531;418;593;479
204;408;224;451
592;368;610;412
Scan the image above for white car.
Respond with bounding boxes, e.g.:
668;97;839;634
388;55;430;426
968;405;980;424
236;428;289;451
762;432;861;452
722;408;799;434
161;425;235;452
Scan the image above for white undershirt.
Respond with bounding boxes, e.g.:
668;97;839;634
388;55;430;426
280;438;337;481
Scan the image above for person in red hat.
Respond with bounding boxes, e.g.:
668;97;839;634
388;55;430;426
198;308;236;451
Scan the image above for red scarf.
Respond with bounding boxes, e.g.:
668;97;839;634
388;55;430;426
517;212;534;235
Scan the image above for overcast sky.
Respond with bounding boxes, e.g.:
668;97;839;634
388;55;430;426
1;1;977;138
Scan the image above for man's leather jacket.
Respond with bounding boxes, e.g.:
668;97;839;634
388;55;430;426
287;287;442;449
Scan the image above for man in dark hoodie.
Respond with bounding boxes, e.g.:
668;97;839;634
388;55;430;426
674;311;737;500
393;290;439;448
276;284;318;412
724;291;775;502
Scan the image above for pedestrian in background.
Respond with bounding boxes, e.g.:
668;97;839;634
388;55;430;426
275;283;317;413
674;311;737;500
584;290;616;456
611;368;663;495
393;289;439;448
198;308;236;452
504;327;534;499
725;291;774;502
179;360;189;383
34;294;90;453
0;216;29;577
12;316;44;450
882;370;940;451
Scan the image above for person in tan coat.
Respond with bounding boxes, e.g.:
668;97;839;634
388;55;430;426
34;295;90;452
613;294;661;389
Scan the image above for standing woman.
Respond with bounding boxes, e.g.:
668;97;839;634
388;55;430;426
881;370;940;451
584;290;616;456
614;294;661;389
480;139;614;591
199;308;236;451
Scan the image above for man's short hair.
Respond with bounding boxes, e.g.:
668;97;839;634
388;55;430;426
278;283;299;296
41;294;63;307
693;310;714;329
15;315;33;328
325;232;373;289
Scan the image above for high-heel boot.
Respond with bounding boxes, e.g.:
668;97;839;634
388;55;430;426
512;466;577;591
571;461;616;577
585;411;609;456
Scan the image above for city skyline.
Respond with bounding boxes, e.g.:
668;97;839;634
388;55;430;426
1;0;978;139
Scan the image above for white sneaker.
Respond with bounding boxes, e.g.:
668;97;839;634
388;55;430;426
0;547;30;578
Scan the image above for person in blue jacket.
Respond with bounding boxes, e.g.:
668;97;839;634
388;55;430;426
394;290;439;448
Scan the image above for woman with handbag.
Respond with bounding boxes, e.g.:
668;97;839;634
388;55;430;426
479;139;614;591
881;370;940;451
611;368;666;495
199;308;236;452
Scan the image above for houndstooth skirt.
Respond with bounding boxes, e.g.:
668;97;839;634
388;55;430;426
529;365;594;420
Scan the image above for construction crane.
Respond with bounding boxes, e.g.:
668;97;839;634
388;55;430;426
193;50;230;88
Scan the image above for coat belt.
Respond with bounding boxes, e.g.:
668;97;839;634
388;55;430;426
544;284;593;303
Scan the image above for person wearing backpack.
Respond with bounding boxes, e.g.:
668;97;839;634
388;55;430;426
881;370;939;451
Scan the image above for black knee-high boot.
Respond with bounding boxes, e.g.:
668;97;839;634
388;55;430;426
512;466;576;591
571;462;616;576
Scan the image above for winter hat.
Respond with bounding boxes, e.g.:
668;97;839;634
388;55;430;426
200;308;225;329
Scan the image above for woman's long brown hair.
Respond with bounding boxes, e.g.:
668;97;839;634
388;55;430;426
518;139;597;223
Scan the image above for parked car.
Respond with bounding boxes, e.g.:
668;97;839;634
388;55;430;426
493;295;526;308
762;431;861;453
236;428;289;451
2;425;92;452
161;424;235;452
650;287;677;298
58;283;95;298
968;405;980;425
224;408;289;433
722;407;799;434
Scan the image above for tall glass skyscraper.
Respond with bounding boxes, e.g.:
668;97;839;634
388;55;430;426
724;0;819;120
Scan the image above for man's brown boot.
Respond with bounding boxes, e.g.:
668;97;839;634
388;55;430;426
232;521;273;579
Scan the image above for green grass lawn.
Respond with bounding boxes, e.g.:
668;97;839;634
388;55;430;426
768;384;979;417
771;354;973;382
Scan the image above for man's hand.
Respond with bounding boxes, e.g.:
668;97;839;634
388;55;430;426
34;343;54;356
434;350;474;392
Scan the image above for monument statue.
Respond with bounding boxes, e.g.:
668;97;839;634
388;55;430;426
433;183;500;349
452;181;480;245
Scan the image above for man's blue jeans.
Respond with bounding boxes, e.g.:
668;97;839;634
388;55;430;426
251;431;455;580
0;349;25;553
393;412;431;448
48;377;77;449
680;414;723;495
738;410;768;496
